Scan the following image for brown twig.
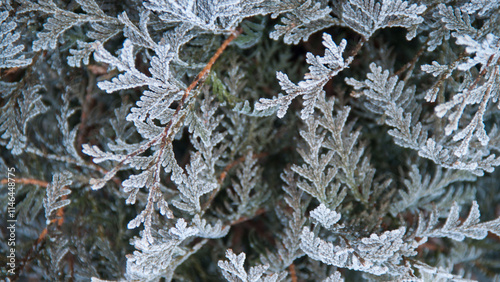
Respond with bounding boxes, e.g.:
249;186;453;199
466;54;499;92
162;29;242;145
289;263;298;282
180;29;242;108
158;29;242;149
0;177;49;187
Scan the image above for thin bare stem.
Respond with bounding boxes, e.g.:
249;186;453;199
289;263;298;282
1;177;49;187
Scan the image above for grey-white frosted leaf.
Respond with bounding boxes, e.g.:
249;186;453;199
170;218;198;240
323;272;344;282
193;215;229;239
0;12;32;68
421;61;448;77
310;204;341;229
43;172;72;223
218;249;248;281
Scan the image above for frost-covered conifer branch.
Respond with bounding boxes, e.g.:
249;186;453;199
291;116;340;204
4;0;500;280
85;30;240;190
256;33;353;119
126;215;229;279
0;11;32;68
435;34;500;158
18;0;120;51
218;249;287;282
390;164;476;215
260;169;306;272
300;226;413;276
43;172;72;224
223;149;267;221
6;172;72;281
269;0;339;45
82;31;240;243
341;0;426;40
0;82;47;154
315;93;376;203
416;201;500;241
347;63;500;175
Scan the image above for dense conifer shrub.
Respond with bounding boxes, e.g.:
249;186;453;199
1;0;500;280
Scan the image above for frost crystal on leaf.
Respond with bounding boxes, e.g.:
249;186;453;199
416;201;500;241
43;172;72;224
270;0;337;45
125;230;206;281
172;153;218;214
421;61;449;78
310;203;341;229
437;4;476;39
0;85;48;155
0;11;31;68
256;33;351;119
169;218;198;240
5;0;500;280
323;271;344;282
342;0;426;39
192;215;230;239
356;227;412;264
218;249;286;282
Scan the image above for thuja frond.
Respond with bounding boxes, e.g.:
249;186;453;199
3;1;500;281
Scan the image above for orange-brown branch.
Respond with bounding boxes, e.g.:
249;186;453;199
289;263;297;282
0;178;49;187
159;29;242;144
182;30;241;104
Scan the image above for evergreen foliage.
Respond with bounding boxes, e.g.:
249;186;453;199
1;0;500;281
